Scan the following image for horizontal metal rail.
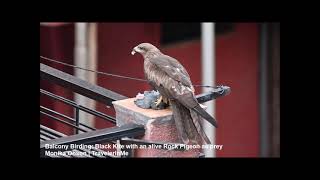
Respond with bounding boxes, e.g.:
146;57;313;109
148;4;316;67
196;86;231;104
40;63;127;106
40;111;88;133
40;134;51;141
40;106;96;131
40;125;116;158
40;89;116;123
40;125;67;138
40;124;145;150
40;130;59;139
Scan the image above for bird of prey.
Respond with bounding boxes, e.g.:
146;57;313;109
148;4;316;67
131;43;218;145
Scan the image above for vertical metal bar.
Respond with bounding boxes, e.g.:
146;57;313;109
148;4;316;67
86;22;98;128
259;23;269;157
201;22;216;157
74;23;91;129
75;106;80;134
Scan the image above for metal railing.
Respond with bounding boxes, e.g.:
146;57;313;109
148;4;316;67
40;63;145;158
40;88;116;131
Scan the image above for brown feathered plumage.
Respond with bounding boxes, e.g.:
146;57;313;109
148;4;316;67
131;43;218;145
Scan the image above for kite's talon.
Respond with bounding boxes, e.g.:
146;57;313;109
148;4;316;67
155;96;163;107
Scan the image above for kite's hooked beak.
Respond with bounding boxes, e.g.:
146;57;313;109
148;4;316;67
132;46;144;55
131;46;139;55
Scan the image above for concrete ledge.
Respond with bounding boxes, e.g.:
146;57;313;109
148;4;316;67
113;98;172;127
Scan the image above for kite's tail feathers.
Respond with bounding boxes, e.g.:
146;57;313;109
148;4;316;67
170;100;190;144
190;110;212;144
192;104;218;128
170;100;210;145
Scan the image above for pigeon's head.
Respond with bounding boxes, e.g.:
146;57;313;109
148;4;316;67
131;43;160;56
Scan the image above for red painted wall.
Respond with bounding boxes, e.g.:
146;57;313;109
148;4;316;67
40;25;75;136
215;23;259;157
